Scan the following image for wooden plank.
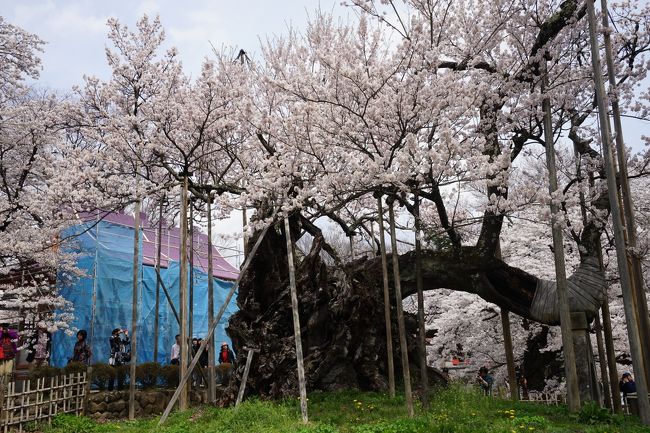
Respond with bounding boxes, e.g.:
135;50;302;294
284;216;308;423
376;196;396;398
235;348;256;407
388;199;414;417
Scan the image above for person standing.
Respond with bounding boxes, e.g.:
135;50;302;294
108;328;130;391
217;342;235;385
170;334;180;365
620;372;637;398
70;329;91;365
26;326;51;367
0;323;19;377
218;342;235;364
476;366;494;396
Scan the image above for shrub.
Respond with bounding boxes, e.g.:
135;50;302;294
64;361;88;376
576;402;614;425
136;362;161;388
115;364;129;386
50;413;97;433
29;365;61;381
90;363;115;390
160;364;179;388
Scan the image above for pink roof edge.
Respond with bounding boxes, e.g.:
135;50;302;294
78;211;240;281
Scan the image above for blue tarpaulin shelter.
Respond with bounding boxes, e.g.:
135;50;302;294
51;212;239;367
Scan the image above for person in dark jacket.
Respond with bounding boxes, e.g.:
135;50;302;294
70;330;91;365
108;328;130;391
198;338;209;369
218;342;235;364
620;372;637;397
477;366;494;396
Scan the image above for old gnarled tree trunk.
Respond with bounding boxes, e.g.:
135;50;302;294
220;215;606;403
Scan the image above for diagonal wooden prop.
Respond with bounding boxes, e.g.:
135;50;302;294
158;208;278;425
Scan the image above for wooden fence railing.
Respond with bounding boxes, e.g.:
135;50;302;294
0;371;89;433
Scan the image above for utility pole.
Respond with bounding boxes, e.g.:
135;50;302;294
207;195;216;403
586;0;650;423
541;60;581;412
284;215;308;423
377;196;396;398
128;200;141;420
388;198;414;417
179;175;189;410
414;193;428;408
600;0;650;382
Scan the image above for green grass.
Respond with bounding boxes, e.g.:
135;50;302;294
37;386;650;433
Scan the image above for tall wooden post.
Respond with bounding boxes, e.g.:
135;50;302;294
179;176;189;410
207;196;216;403
189;201;194;345
414;193;428;408
541;62;581;412
594;314;612;408
501;309;518;400
242;207;249;260
496;243;518;401
154;200;163;364
601;290;623;413
128;201;141;420
587;0;650;423
388;198;414;417
377;196;396;398
284;215;308;423
600;0;650;383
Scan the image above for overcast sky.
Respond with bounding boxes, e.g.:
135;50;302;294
1;0;349;89
2;1;649;263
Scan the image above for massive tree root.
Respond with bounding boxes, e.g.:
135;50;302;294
220;216;606;403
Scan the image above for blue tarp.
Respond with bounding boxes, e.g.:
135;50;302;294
51;220;238;366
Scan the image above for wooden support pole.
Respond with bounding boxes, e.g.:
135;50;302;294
600;0;650;384
501;309;518;401
541;61;581;412
388;198;414;417
207;196;216;404
284;215;309;423
179;176;189;410
158;207;278;426
495;242;518;401
189;201;194;345
586;0;650;423
235;348;256;407
601;290;623;413
242;207;249;260
594;314;612;409
154;199;163;363
414;193;428;408
377;196;396;398
128;201;141;420
89;217;99;348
